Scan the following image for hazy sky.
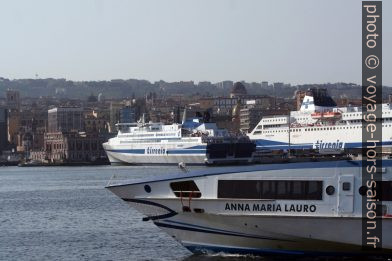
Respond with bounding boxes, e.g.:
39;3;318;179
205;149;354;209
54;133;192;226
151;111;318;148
0;0;391;85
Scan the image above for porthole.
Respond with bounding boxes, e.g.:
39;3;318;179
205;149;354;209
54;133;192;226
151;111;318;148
326;186;335;195
144;184;152;193
359;186;367;196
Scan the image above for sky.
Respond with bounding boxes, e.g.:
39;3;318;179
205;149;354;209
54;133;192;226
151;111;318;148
0;0;390;85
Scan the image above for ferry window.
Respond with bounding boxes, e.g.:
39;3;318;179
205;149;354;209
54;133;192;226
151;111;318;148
170;180;202;198
218;180;323;200
292;181;305;196
376;181;392;201
342;182;351;191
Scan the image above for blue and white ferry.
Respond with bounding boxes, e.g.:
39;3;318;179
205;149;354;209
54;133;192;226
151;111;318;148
103;119;230;165
248;89;392;152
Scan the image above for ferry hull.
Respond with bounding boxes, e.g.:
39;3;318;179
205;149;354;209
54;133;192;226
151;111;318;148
103;143;206;165
105;150;206;165
106;160;392;256
111;196;392;256
154;215;392;256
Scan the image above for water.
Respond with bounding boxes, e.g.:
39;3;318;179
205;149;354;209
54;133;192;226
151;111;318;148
0;166;194;261
0;166;386;261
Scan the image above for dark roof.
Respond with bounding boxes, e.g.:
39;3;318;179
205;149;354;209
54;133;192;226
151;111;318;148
231;82;247;95
307;88;336;107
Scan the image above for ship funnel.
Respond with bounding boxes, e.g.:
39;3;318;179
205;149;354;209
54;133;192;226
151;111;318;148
300;88;337;113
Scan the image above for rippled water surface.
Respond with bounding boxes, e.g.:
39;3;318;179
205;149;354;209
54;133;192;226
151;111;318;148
0;165;388;261
0;166;196;261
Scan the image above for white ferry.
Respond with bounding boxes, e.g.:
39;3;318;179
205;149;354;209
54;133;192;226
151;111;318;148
248;89;392;152
106;159;392;256
103;118;229;165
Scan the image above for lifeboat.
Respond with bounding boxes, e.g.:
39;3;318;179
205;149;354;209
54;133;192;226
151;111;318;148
311;111;342;119
311;112;323;119
323;111;342;118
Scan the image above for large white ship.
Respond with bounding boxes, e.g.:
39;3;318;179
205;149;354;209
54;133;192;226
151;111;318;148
106;159;392;256
248;89;392;152
103;118;228;165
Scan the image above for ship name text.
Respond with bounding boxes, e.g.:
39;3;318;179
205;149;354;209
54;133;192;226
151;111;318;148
146;147;167;154
224;203;316;213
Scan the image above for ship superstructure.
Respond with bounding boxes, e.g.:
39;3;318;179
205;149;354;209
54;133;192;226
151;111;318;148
248;89;392;152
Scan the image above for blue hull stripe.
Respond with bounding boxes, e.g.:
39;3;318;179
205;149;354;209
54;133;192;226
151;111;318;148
107;149;206;155
254;139;392;150
163;220;294;242
184;244;389;257
121;198;177;220
154;221;290;242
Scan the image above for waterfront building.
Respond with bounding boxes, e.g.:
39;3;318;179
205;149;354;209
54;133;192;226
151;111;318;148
37;131;108;163
48;107;83;133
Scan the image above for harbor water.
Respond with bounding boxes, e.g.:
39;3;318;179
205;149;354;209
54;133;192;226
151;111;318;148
0;165;265;261
0;165;387;261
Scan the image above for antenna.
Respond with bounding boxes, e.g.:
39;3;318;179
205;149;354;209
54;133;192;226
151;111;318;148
181;108;187;124
288;113;291;158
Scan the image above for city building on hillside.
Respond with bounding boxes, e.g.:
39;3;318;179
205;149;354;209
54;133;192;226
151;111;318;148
109;102;123;132
84;110;109;133
230;82;247;98
239;101;292;133
7;109;19;147
295;90;306;111
6;89;20;111
119;106;136;123
212;95;275;117
273;82;284;89
212;97;239;115
239;102;266;133
48;107;83;133
0;108;8;153
197;98;214;110
15;109;47;154
215;81;233;91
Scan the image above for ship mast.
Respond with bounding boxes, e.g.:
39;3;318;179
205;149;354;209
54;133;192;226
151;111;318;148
288;113;291;158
